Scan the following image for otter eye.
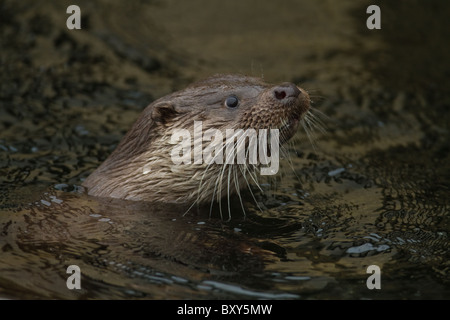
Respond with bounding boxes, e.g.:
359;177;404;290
225;95;239;108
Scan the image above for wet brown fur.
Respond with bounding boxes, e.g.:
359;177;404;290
82;74;310;204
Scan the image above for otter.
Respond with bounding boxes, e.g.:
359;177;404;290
82;74;311;207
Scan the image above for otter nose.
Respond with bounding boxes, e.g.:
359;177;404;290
273;83;301;100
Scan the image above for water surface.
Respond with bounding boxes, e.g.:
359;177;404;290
0;0;449;299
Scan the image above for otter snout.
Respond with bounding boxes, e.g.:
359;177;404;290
273;83;301;100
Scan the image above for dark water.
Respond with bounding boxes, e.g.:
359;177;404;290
1;0;449;299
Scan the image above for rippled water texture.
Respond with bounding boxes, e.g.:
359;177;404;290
1;0;449;299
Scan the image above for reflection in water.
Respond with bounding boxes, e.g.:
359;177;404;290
1;188;295;299
2;189;288;299
0;0;449;299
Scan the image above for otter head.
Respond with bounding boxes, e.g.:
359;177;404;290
82;74;311;207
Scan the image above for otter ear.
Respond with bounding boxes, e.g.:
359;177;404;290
151;102;177;124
